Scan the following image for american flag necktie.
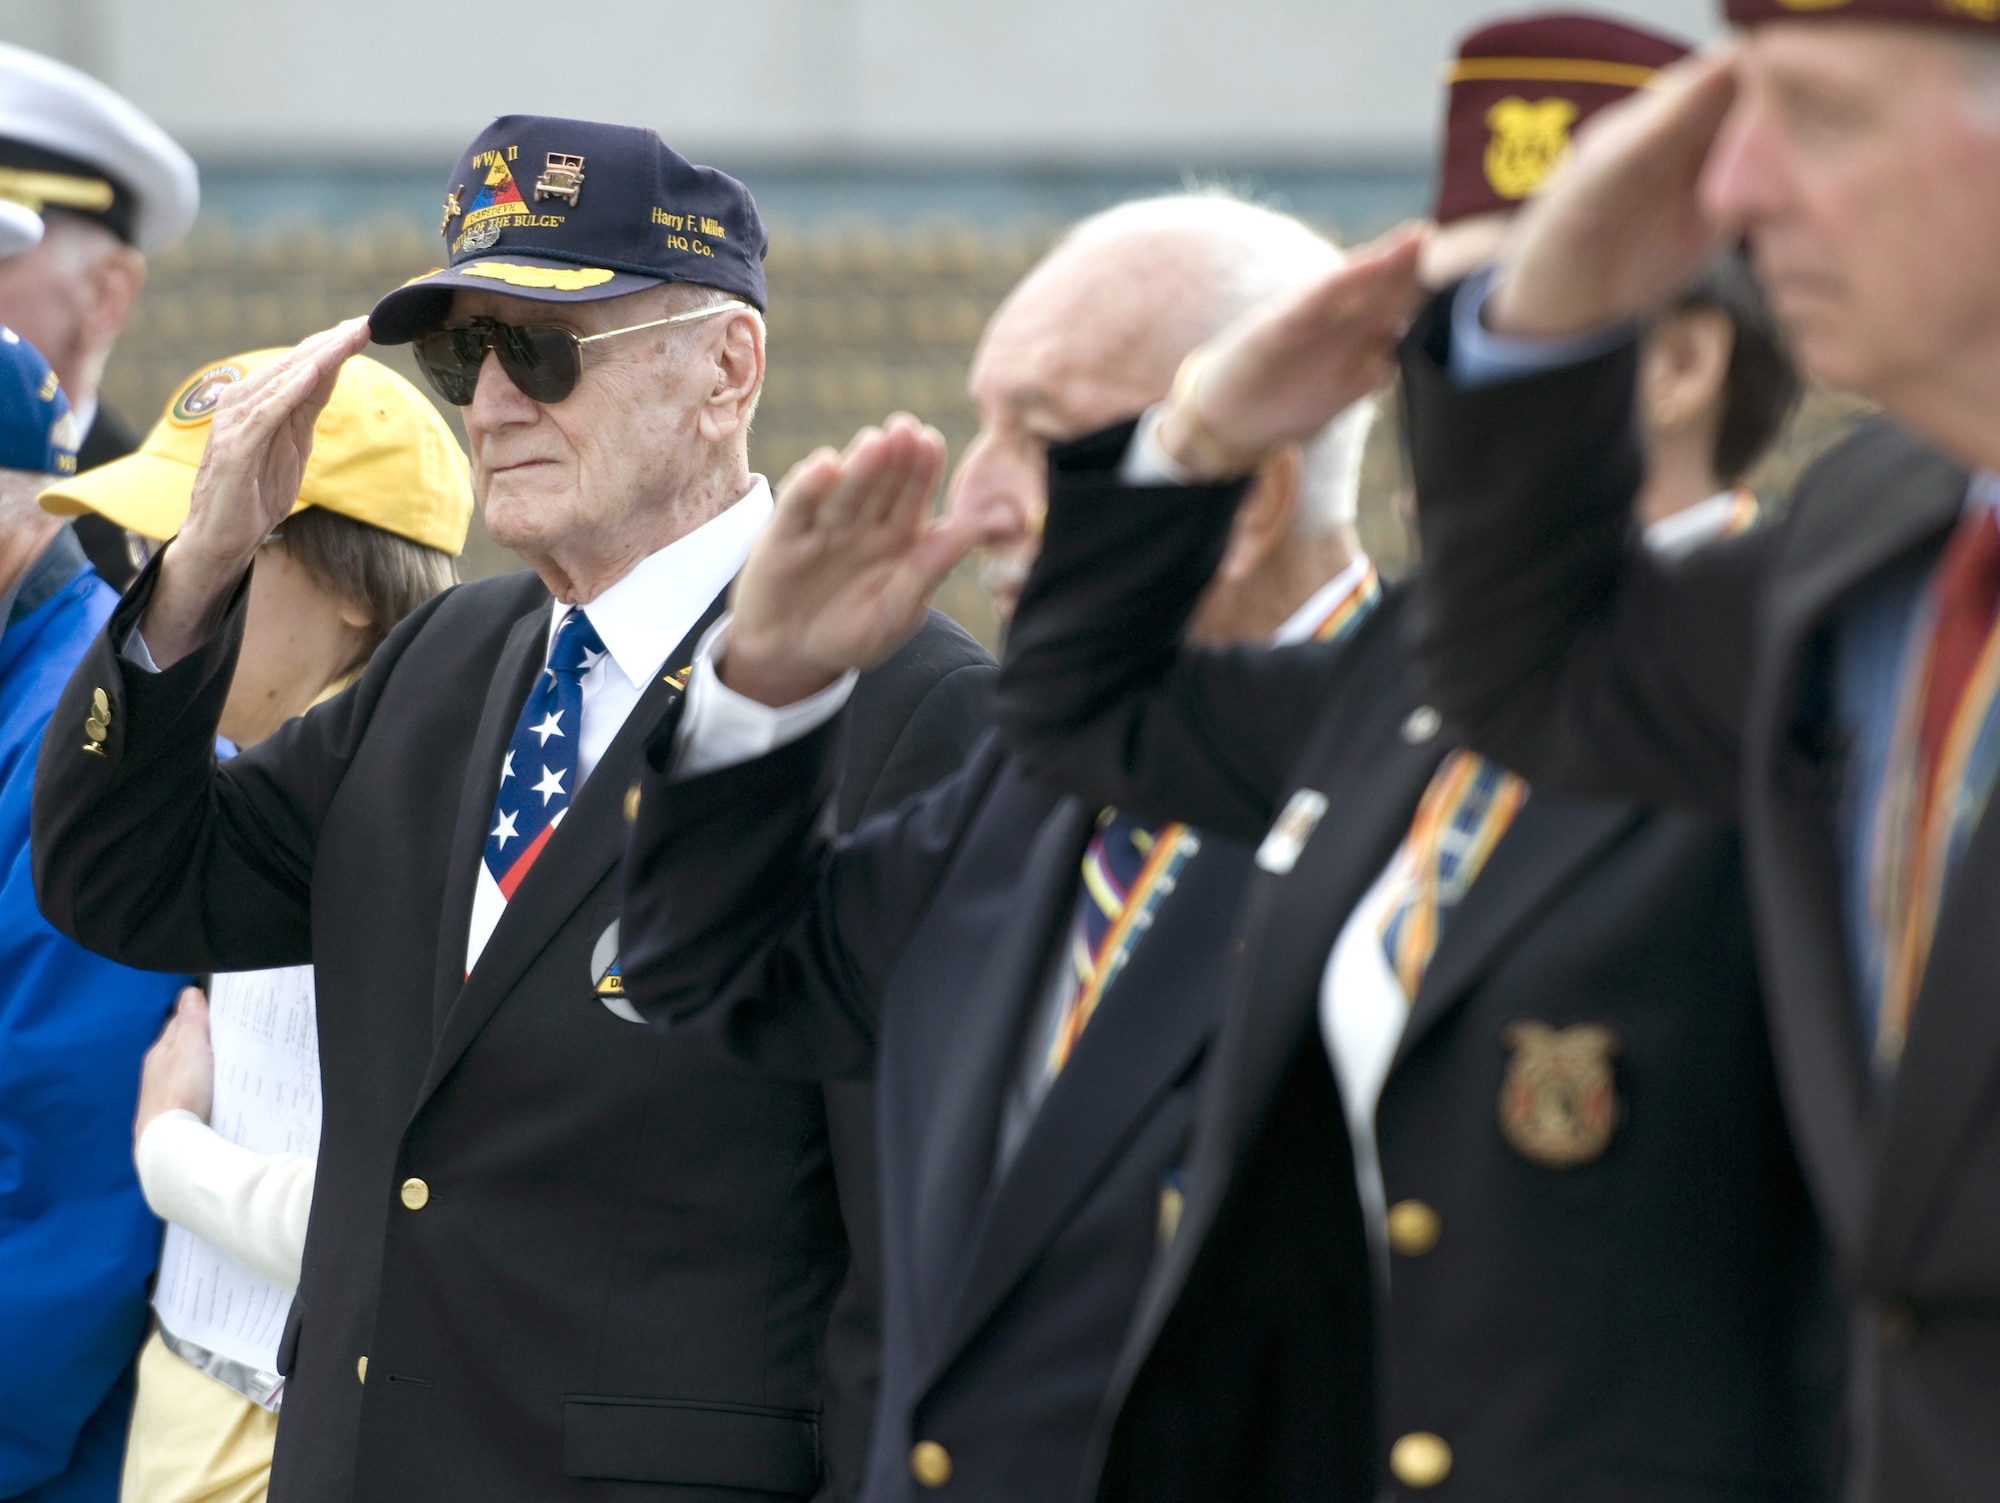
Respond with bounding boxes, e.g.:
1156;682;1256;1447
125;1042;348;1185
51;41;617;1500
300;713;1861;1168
466;609;607;974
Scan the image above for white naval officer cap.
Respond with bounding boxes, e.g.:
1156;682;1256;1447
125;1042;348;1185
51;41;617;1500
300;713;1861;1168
0;42;198;254
0;200;41;259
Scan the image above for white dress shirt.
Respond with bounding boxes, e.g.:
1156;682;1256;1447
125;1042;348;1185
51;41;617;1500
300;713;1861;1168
460;478;772;974
548;478;772;789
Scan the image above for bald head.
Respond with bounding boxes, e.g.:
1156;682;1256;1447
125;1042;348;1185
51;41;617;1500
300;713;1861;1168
958;193;1371;620
973;194;1347;444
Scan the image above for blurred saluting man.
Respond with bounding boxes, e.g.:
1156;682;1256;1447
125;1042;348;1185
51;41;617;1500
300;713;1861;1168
0;43;199;587
621;194;1377;1503
32;116;989;1503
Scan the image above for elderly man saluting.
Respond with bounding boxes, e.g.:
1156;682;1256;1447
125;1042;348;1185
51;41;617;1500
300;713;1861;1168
32;116;990;1503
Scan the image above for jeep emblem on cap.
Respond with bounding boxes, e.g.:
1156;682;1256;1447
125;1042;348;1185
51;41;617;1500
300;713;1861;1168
535;153;585;205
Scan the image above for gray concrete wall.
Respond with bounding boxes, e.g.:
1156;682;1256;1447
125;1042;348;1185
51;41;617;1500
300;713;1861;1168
9;0;1716;162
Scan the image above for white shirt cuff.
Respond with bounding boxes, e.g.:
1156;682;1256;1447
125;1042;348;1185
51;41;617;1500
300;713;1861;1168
1448;265;1636;389
1117;404;1201;487
122;623;162;672
135;1110;315;1294
672;615;859;781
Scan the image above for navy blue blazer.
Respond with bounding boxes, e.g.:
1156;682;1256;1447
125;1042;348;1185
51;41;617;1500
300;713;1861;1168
622;722;1251;1503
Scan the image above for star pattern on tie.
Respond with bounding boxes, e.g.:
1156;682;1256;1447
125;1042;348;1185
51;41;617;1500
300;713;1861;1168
480;609;608;907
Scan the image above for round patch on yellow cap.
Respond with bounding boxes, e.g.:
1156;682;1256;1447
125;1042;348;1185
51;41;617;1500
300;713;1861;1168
458;262;617;291
168;363;246;428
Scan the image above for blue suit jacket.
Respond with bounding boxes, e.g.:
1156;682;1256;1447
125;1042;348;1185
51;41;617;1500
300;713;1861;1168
1;559;185;1501
621;724;1248;1503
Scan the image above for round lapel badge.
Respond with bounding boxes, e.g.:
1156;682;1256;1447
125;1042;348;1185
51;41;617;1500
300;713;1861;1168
591;919;644;1024
167;364;246;428
1497;1020;1621;1168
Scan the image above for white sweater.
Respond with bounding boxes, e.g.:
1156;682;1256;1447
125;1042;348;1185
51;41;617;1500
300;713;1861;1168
136;1110;315;1294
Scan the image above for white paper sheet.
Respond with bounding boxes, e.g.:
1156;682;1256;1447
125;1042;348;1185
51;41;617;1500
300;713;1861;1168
152;966;322;1379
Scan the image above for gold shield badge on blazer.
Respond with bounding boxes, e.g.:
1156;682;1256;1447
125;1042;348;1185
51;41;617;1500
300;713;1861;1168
1497;1020;1621;1167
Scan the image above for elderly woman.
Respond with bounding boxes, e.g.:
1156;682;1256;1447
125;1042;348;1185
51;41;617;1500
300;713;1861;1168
38;347;470;1503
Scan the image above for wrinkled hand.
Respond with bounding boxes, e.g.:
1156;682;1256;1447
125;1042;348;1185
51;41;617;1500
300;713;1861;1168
142;318;372;668
1486;49;1739;339
723;414;990;706
1156;224;1426;480
135;987;214;1151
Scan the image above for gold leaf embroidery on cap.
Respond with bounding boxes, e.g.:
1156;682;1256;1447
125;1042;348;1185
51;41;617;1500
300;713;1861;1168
456;263;616;291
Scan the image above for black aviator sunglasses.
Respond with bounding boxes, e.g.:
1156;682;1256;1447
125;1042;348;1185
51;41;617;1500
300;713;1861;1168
411;299;751;406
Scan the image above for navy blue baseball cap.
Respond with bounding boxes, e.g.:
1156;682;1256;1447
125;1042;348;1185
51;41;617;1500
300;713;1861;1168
369;114;768;344
0;326;77;476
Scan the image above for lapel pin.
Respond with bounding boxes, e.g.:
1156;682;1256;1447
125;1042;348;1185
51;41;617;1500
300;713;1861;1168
592;919;645;1023
1256;789;1329;875
1402;706;1443;745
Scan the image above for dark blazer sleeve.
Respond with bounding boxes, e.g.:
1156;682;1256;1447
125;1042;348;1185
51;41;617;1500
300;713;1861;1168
1400;285;1772;813
619;716;1003;1075
617;617;990;1503
31;552;448;971
994;420;1365;841
822;613;992;1503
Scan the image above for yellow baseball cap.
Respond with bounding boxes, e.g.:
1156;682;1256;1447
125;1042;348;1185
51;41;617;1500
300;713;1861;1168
42;348;473;554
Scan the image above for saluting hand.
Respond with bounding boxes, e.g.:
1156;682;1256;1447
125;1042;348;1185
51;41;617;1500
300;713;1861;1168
1155;223;1426;481
142;318;373;669
1486;49;1739;339
722;414;989;708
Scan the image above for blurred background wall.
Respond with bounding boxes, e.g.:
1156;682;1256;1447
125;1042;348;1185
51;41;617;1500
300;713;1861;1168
7;0;1859;647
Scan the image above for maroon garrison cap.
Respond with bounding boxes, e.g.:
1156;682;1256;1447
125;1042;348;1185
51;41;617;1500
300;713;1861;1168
1434;12;1694;226
1724;0;2000;32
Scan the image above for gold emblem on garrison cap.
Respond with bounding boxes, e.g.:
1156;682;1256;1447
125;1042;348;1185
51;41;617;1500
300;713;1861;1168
1484;97;1581;200
1498;1020;1621;1168
534;153;586;205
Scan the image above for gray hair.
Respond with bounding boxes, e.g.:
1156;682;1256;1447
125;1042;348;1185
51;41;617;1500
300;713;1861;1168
1056;191;1371;536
